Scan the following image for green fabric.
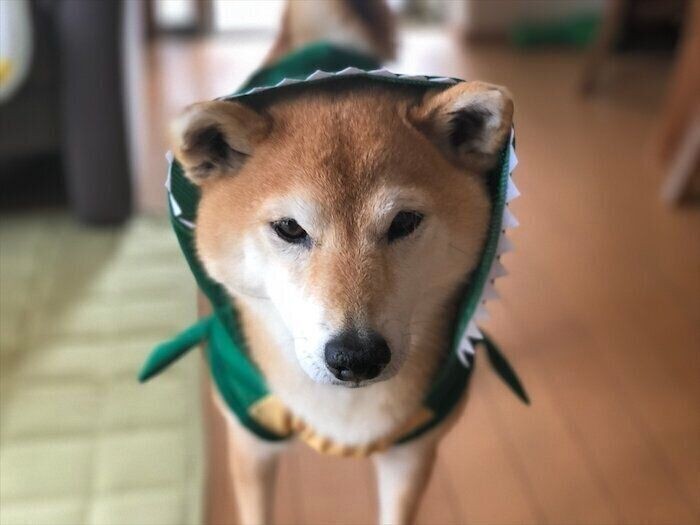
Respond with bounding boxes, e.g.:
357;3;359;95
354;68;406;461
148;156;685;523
140;42;528;448
482;331;530;405
400;132;520;442
510;12;600;49
139;315;211;382
450;141;509;350
208;313;285;440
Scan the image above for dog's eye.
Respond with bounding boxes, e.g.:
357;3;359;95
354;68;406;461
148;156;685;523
271;218;309;244
388;211;423;243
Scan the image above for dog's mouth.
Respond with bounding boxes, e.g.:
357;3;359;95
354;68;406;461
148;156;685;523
326;367;398;388
330;378;373;389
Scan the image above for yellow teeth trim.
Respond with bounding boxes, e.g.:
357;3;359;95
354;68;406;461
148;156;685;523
249;395;434;457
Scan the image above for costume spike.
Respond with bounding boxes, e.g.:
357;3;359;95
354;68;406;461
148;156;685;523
368;68;396;78
457;347;471;367
482;283;500;301
508;144;519;172
429;77;457;84
506;177;521;202
503;207;520;229
336;66;363;76
178;217;195;229
275;78;300;87
466;321;483;340
169;194;182;217
457;336;475;367
496;235;514;254
489;260;508;280
475;304;490;321
306;70;333;81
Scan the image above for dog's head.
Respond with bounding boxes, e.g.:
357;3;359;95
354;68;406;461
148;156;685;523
172;79;513;387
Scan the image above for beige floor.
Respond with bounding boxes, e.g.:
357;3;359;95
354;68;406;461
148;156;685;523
91;27;700;524
0;215;203;525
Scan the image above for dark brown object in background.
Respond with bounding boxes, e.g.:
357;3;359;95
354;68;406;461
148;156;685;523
580;0;685;95
579;0;627;95
265;0;396;65
579;0;699;203
144;0;157;41
0;0;132;224
57;0;131;224
195;0;214;36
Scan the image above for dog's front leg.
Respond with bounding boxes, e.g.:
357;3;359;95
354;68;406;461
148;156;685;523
373;436;438;525
225;414;284;525
210;382;286;525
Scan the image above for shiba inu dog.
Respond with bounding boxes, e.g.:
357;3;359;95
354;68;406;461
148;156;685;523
169;1;514;523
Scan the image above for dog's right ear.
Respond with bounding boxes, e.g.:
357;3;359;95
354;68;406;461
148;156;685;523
170;100;271;184
408;81;513;174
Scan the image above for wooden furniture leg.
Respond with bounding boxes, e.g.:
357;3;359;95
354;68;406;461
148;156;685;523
579;0;627;95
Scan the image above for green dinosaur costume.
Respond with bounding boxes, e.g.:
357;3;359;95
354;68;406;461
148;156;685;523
139;42;527;457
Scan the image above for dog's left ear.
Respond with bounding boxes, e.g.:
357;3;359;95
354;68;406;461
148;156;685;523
408;81;513;173
170;100;271;184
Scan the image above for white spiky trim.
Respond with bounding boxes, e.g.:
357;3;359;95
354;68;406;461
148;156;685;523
236;66;460;97
456;130;518;367
165;151;196;229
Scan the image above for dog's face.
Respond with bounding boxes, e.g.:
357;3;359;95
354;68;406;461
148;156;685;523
172;80;513;387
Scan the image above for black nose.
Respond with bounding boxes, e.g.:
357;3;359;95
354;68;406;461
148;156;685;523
324;330;391;382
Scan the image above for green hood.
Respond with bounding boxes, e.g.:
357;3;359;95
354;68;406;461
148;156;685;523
140;42;527;454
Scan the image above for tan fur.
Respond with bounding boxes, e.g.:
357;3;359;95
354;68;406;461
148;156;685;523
266;0;395;64
171;3;513;523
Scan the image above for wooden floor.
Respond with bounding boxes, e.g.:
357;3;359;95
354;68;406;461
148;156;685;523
140;29;700;525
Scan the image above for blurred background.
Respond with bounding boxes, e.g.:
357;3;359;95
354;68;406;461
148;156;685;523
0;0;698;524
